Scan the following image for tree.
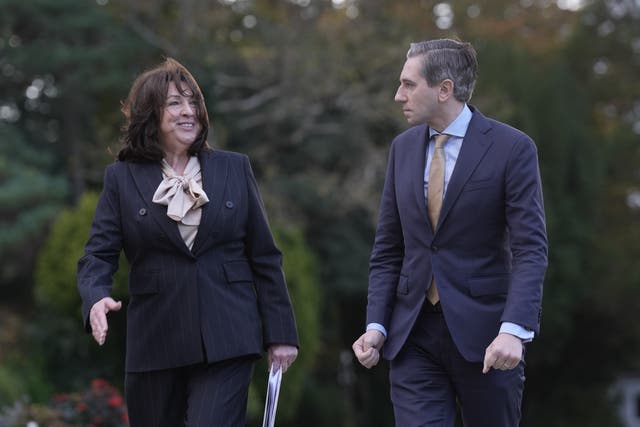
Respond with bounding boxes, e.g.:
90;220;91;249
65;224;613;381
0;0;156;300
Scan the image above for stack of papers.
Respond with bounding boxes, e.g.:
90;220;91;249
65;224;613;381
262;366;283;427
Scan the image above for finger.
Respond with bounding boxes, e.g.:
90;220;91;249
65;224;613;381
361;348;379;369
355;347;373;366
96;316;109;337
352;339;365;356
483;352;496;374
365;349;380;369
92;329;106;346
103;299;122;313
505;359;520;370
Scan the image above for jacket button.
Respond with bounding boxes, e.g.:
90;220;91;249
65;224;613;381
431;245;438;252
225;201;234;209
138;208;147;216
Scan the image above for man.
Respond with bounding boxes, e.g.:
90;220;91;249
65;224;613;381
352;39;547;426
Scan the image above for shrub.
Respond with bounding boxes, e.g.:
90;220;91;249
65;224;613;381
0;379;128;427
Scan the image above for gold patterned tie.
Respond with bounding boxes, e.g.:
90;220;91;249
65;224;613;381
426;133;449;305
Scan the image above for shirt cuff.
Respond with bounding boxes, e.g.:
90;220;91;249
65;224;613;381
500;322;534;343
366;323;387;338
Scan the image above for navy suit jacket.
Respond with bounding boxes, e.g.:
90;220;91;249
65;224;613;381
366;107;548;363
78;149;298;372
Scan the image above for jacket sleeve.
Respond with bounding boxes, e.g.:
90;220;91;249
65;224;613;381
242;155;299;348
501;136;548;334
77;164;123;332
366;139;405;329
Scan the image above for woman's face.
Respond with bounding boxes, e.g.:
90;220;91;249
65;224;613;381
158;81;202;153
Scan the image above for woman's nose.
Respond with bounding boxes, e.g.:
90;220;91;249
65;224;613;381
181;100;195;115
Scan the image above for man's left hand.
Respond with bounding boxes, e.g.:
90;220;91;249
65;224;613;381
482;333;523;374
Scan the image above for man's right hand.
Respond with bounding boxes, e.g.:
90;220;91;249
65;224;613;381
352;329;385;369
89;297;122;346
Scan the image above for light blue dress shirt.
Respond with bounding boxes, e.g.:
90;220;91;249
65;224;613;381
367;104;534;342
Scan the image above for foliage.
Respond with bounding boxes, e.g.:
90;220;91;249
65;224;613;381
50;379;128;427
0;379;128;427
0;123;69;299
34;192;128;315
30;192;128;395
0;0;155;299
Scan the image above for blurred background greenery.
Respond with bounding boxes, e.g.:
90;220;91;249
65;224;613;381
1;0;639;426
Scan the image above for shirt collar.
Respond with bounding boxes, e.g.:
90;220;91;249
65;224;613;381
428;104;472;139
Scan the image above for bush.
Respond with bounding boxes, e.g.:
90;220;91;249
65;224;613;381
0;379;128;427
34;192;128;315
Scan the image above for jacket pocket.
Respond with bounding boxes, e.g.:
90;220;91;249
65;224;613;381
463;178;495;192
396;274;409;295
223;260;254;284
129;271;159;295
468;275;508;296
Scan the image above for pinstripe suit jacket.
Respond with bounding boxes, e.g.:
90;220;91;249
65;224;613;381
78;149;298;372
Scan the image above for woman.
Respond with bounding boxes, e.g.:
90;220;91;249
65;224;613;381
77;58;298;426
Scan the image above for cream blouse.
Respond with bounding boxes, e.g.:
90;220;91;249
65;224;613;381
152;156;209;249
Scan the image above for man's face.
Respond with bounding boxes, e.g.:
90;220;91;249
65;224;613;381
394;56;440;126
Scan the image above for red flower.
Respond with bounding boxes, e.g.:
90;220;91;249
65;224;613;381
52;393;68;402
108;395;124;408
91;378;109;390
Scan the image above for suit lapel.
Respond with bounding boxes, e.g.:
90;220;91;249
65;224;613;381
128;161;193;257
438;111;493;230
191;150;229;254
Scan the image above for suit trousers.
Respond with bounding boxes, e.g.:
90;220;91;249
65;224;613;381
389;303;525;427
125;357;254;427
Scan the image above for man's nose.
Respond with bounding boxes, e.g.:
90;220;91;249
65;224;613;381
394;88;405;103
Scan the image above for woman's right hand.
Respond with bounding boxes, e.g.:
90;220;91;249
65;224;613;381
89;297;122;346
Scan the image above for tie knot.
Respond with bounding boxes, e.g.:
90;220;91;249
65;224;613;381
434;133;450;148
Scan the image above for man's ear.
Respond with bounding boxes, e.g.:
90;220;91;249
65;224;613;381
439;79;454;101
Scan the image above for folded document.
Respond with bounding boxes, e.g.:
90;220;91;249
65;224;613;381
262;365;282;427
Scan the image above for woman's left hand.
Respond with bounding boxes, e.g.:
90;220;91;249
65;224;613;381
267;344;298;373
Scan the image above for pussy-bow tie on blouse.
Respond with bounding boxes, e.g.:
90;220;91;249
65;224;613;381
152;156;210;225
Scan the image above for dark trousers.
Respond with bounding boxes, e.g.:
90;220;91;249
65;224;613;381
125;357;254;427
389;303;525;427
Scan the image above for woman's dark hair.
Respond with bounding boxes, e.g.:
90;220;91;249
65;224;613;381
118;57;210;162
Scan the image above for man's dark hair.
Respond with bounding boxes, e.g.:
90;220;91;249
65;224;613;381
407;39;478;103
